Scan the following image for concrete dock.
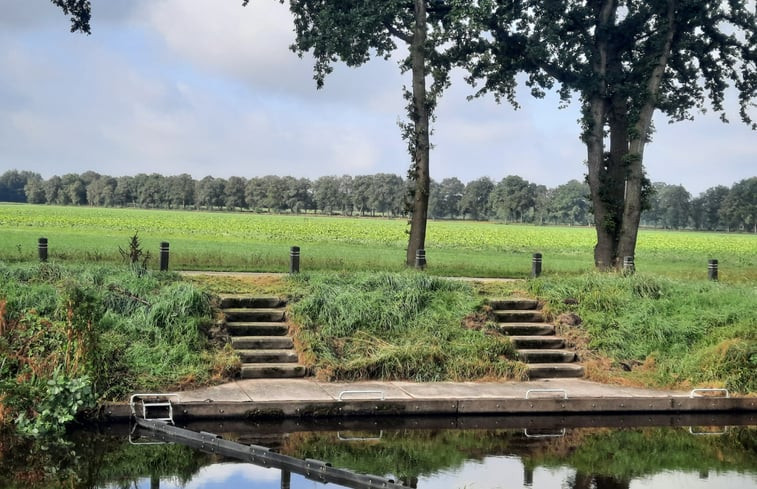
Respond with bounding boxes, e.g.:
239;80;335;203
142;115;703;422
104;378;755;422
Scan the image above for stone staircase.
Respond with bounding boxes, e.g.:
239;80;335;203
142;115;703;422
490;298;584;379
220;296;307;379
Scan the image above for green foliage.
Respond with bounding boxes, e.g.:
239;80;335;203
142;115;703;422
528;273;757;392
0;263;224;434
289;272;523;381
0;430;206;489
15;369;93;437
118;233;151;275
533;427;757;479
288;429;517;481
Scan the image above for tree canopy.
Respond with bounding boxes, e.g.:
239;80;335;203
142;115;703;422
243;0;477;265
466;0;757;267
50;0;91;34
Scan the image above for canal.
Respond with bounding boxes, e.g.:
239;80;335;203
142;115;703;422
2;414;755;489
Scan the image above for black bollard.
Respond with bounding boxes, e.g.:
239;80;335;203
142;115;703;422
523;467;534;487
159;242;170;271
290;246;300;274
531;253;542;278
708;259;718;281
623;256;635;274
414;248;426;269
38;237;48;262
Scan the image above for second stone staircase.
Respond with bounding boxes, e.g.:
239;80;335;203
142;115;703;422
490;298;584;379
220;296;307;379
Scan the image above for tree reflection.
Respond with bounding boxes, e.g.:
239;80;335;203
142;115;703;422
571;473;630;489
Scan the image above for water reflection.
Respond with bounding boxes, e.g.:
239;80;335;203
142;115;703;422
1;415;755;489
121;459;757;489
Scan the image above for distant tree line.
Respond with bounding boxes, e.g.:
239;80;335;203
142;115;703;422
1;169;754;232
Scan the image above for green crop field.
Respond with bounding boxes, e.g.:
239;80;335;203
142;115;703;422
1;204;755;280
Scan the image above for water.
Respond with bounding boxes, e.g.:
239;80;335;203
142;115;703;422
2;414;755;489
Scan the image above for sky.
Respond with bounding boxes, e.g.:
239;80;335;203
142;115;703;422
0;0;754;196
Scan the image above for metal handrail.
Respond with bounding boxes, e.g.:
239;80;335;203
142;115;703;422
337;431;384;442
690;388;729;398
524;428;567;438
338;390;385;401
689;426;729;436
525;389;568;400
129;393;179;423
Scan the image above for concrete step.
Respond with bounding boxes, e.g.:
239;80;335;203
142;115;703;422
518;349;576;363
526;363;585;379
241;363;307;379
497;323;555;336
223;308;285;322
219;296;286;309
232;336;294;349
509;336;565;349
493;310;545;323
227;322;289;336
237;349;299;363
488;299;539;311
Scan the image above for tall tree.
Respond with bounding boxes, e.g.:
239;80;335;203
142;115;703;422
468;0;757;268
695;185;730;231
224;176;248;210
24;174;46;204
460;177;494;220
548;179;591;226
166;174;196;208
313;175;344;214
352;175;374;216
489;175;538;222
370;173;406;216
721;177;757;233
657;184;691;229
0;170;41;203
436;177;465;218
282;176;312;213
245;0;466;265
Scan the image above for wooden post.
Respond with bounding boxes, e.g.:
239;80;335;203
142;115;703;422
290;246;300;274
414;248;426;269
708;259;718;281
531;253;542;278
159;242;170;271
38;237;48;262
623;256;635;274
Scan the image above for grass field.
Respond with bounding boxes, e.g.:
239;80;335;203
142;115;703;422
1;204;755;281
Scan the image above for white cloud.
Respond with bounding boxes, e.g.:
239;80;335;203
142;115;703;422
155;462;280;489
0;0;752;193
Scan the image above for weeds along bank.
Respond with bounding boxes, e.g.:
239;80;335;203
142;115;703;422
0;263;238;436
287;272;526;381
1;262;754;437
1;204;755;280
528;274;757;393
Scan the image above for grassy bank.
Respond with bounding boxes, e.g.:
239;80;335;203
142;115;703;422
528;273;757;392
288;272;525;381
2;204;755;280
0;263;237;436
2;262;754;436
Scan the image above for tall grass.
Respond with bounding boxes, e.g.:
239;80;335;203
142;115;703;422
527;273;756;392
288;272;525;381
0;262;235;434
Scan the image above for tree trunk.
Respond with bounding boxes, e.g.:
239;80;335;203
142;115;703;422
585;0;615;268
405;0;430;266
618;0;676;262
586;96;615;269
